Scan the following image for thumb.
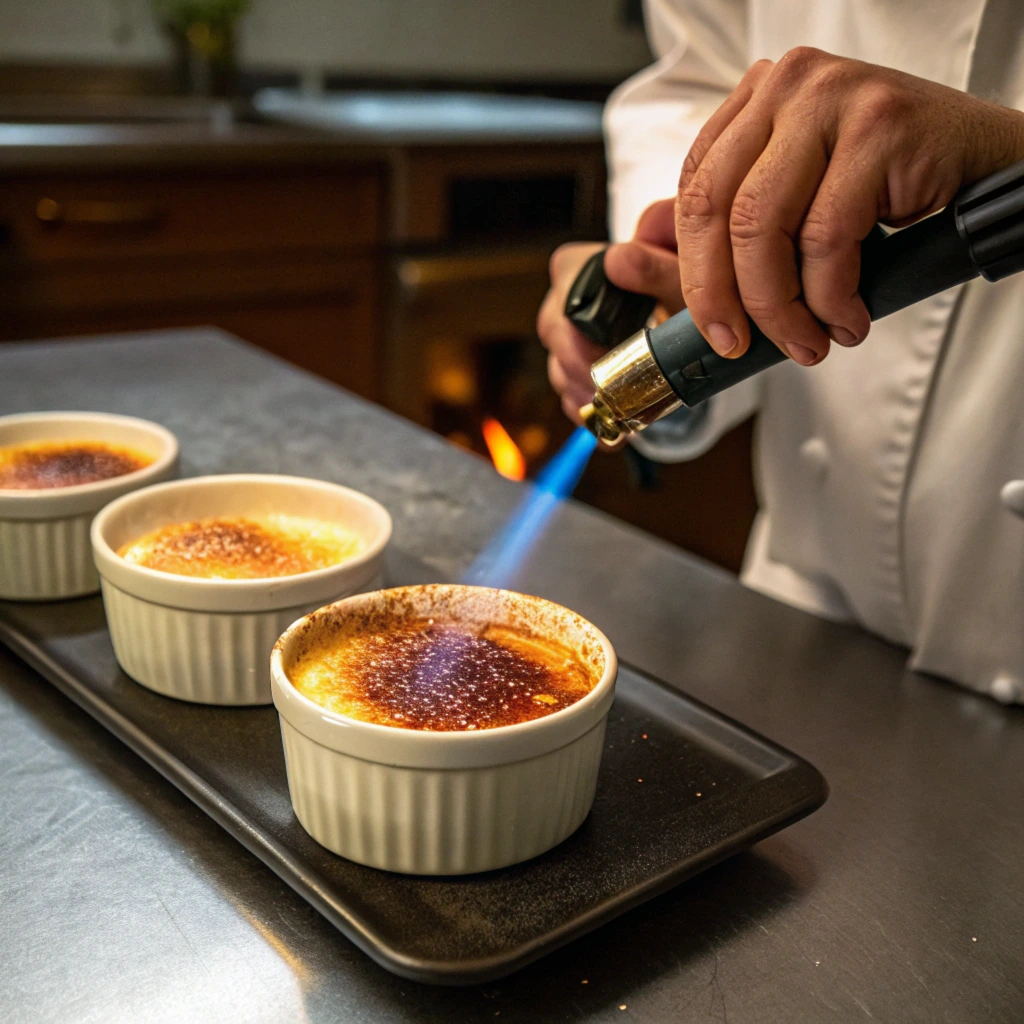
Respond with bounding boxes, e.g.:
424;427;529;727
604;240;685;315
634;198;677;250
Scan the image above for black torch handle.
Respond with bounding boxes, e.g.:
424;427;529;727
649;210;977;407
567;157;1024;407
563;249;657;349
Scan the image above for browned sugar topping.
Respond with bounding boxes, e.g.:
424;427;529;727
297;620;593;731
0;441;151;490
120;516;341;579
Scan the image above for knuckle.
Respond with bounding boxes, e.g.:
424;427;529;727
798;208;845;260
680;280;713;317
676;175;716;227
680;145;703;184
728;191;767;246
746;57;775;80
810;56;853;95
773;46;825;83
854;80;910;127
736;292;784;322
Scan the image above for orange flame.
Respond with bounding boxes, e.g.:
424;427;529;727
481;417;526;481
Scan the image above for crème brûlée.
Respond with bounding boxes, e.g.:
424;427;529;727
118;514;364;579
0;440;153;490
288;616;595;731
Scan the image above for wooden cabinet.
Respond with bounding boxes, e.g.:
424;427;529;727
0;142;604;411
386;143;606;246
0;164;385;401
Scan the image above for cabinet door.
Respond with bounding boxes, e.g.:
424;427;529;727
189;297;380;400
0;255;380;401
0;168;382;262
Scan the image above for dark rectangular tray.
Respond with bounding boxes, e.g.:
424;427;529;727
0;548;827;985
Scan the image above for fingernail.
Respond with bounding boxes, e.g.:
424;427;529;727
786;343;819;365
827;324;858;346
706;322;739;355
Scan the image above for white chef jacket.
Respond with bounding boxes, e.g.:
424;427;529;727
605;0;1024;702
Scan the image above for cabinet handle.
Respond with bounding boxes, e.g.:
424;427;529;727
36;197;163;229
395;251;550;296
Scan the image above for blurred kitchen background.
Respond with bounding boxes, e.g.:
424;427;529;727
0;0;757;572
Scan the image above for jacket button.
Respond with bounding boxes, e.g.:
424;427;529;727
1001;480;1024;518
800;438;830;479
990;672;1022;704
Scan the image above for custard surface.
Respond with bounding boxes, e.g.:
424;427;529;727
289;618;594;731
119;514;363;579
0;440;153;490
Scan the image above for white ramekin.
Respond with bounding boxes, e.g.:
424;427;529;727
0;412;179;601
271;584;618;875
91;474;392;706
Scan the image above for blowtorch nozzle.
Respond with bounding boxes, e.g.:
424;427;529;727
579;399;625;445
579;326;681;447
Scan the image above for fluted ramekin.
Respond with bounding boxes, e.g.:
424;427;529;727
271;584;617;875
91;474;392;706
0;412;179;601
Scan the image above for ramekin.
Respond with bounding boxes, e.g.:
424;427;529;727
91;474;392;706
271;584;618;875
0;412;179;601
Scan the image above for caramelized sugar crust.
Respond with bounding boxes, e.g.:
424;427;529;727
289;616;595;731
119;514;363;579
0;440;152;490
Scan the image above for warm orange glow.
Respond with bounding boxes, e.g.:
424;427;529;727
481;418;527;481
518;423;549;460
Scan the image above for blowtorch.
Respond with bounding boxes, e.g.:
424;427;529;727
567;158;1024;446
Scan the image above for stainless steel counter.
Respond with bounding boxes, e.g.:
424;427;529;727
1;329;1022;1023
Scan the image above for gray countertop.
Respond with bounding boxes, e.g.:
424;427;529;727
0;120;391;174
0;92;603;173
1;329;1022;1023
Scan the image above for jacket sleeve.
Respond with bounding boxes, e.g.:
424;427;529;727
605;0;751;242
606;0;760;461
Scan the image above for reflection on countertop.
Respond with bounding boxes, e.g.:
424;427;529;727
250;89;603;143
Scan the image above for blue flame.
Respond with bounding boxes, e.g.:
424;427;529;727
532;426;598;497
463;426;597;587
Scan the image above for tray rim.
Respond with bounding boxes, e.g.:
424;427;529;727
0;602;828;986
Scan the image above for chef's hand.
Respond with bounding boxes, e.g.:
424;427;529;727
539;199;683;423
677;48;1024;365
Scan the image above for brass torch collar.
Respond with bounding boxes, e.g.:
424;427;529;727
580;329;681;445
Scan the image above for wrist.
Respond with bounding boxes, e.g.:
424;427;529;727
961;99;1024;184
